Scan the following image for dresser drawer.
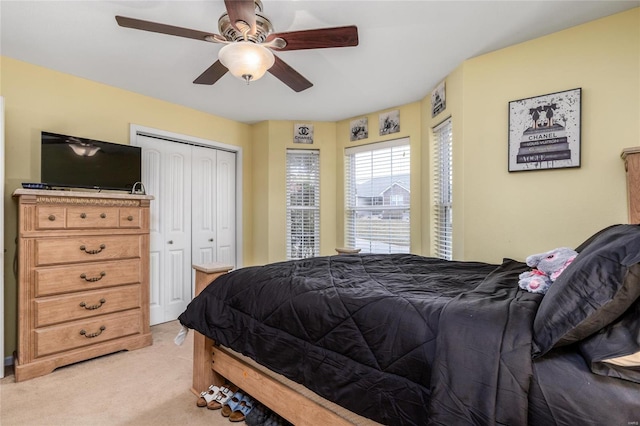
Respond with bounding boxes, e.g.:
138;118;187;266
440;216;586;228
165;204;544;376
34;310;142;358
35;259;141;297
35;235;141;266
36;206;66;230
33;206;143;230
119;208;142;228
35;285;141;327
67;207;119;229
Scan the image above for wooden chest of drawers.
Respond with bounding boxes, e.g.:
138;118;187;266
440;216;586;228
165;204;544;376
13;189;154;381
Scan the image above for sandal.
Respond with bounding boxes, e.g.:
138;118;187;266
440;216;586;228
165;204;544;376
196;385;220;408
208;386;235;410
221;391;244;417
244;401;268;426
229;394;255;422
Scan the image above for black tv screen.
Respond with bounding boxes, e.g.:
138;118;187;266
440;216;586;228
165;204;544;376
41;131;141;191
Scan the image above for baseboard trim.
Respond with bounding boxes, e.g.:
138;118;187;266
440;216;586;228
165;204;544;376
5;355;14;367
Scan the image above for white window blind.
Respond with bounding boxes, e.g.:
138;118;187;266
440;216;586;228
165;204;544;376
433;118;453;260
286;149;320;260
345;138;410;254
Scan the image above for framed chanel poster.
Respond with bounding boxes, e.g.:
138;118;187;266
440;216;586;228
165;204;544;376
508;88;581;172
294;123;314;144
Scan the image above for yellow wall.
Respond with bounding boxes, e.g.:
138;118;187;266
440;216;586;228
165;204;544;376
456;8;639;263
251;121;270;265
420;65;465;257
0;56;253;358
251;120;337;264
418;9;639;264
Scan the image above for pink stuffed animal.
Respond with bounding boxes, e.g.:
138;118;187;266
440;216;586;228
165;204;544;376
518;247;577;294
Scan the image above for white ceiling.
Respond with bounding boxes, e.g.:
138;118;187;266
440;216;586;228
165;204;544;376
1;1;638;124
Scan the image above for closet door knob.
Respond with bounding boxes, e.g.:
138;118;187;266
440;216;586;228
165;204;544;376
208;238;214;242
168;240;174;244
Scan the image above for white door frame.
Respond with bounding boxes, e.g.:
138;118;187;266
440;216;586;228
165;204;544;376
129;124;243;268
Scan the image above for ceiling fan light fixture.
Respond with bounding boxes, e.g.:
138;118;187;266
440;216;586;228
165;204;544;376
68;142;101;157
218;41;275;84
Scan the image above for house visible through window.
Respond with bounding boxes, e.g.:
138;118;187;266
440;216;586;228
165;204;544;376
433;118;453;260
345;138;410;253
286;149;320;260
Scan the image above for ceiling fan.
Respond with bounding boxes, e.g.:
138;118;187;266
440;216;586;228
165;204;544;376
115;0;359;92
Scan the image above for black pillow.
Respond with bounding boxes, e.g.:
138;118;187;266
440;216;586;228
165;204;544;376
574;224;620;252
578;298;640;383
532;224;640;357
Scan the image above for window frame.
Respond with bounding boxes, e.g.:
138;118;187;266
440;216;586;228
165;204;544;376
286;149;320;260
344;137;411;254
432;118;453;260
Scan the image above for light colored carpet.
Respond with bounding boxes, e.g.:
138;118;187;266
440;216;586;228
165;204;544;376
0;321;232;426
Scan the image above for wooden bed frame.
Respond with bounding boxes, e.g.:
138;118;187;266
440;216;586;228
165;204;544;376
622;147;640;223
190;147;640;425
191;263;366;426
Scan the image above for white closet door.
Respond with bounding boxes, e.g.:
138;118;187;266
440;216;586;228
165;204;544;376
139;136;192;324
163;142;193;320
191;146;218;266
192;147;237;271
216;150;236;267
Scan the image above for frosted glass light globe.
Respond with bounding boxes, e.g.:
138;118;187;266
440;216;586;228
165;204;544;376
218;42;275;83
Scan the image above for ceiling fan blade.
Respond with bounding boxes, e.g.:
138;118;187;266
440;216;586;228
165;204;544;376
193;60;228;85
268;56;313;92
224;0;257;35
115;16;226;43
266;26;358;51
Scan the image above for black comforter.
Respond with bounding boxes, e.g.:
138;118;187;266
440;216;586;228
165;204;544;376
179;249;640;425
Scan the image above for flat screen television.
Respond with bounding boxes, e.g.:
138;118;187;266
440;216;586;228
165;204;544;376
41;131;142;192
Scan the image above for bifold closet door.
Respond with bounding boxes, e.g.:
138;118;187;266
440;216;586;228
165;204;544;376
140;137;193;325
191;146;217;266
191;147;236;268
214;150;236;266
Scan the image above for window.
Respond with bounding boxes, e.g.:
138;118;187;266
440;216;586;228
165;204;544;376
433;118;453;260
345;138;410;253
286;150;320;260
391;195;404;206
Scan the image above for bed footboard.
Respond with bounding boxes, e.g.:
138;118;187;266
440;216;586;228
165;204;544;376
191;263;234;395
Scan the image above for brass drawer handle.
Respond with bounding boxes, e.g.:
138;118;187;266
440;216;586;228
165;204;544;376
80;271;106;282
80;213;108;220
79;298;106;310
79;326;105;338
127;215;134;221
48;214;56;221
79;244;106;254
